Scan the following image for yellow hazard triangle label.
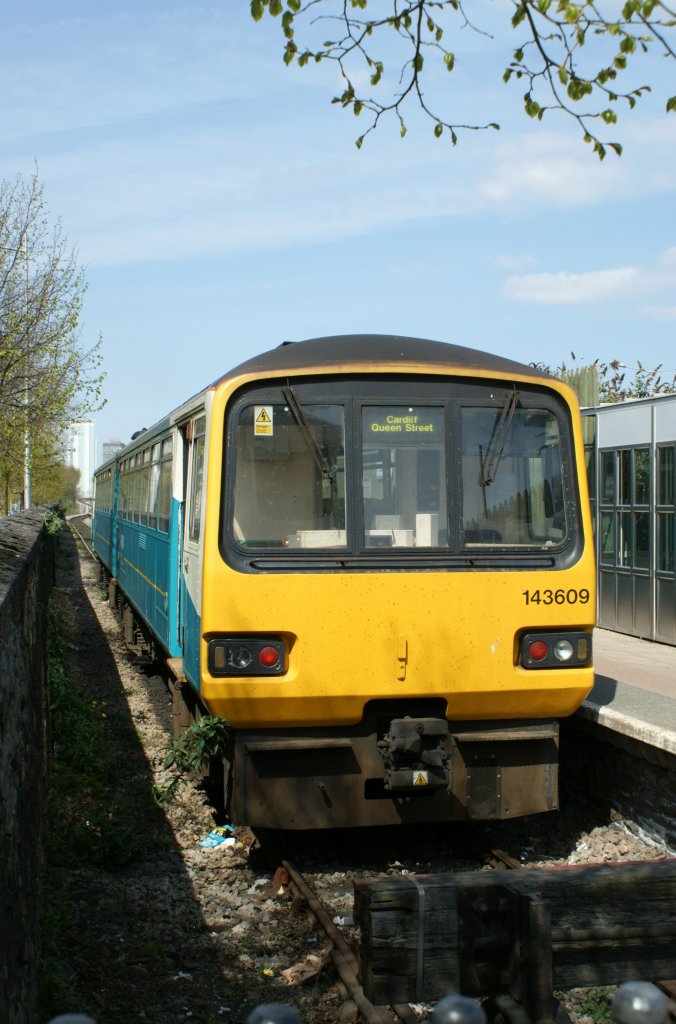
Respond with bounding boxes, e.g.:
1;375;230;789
413;771;429;786
254;406;273;436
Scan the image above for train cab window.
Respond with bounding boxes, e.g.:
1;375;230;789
361;406;446;548
460;407;567;547
232;403;346;548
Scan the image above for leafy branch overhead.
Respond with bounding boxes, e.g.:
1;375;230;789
251;0;676;157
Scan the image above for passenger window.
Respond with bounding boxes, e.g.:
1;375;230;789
188;417;206;544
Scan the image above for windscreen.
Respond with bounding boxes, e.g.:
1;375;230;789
226;382;576;559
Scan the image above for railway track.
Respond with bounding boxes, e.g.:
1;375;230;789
257;840;676;1024
66;518;675;1024
68;512;95;558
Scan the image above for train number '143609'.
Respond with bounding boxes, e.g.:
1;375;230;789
522;588;590;606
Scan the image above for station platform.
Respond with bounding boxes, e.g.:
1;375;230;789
577;628;676;756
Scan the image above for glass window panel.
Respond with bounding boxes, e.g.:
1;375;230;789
188;433;206;543
657;512;674;573
233;403;346;549
139;467;150;524
362;406;446;548
158;457;172;534
130;472;139;522
149;461;161;527
634;448;650;505
618;449;631;505
461;407;566;546
600;511;615;564
601;451;615;503
618;510;632;566
634;511;650;569
658;446;675;506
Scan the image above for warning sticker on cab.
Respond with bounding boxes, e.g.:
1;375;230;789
413;771;429;787
254;406;273;436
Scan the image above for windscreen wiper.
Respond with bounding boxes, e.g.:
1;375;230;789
480;388;519;486
283;385;335;483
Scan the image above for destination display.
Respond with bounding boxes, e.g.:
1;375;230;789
362;406;443;444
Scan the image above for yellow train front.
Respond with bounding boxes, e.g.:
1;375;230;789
198;335;595;829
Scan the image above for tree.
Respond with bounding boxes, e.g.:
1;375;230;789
531;353;676;402
0;173;105;513
31;463;80;513
252;0;676;158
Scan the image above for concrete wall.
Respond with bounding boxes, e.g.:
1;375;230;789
0;510;57;1024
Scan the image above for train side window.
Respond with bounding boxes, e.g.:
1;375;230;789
188;417;206;544
148;443;161;530
157;446;172;534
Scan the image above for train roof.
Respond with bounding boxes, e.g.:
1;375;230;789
220;335;554;383
95;336;557;475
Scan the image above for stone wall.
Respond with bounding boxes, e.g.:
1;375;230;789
561;717;676;851
0;510;57;1024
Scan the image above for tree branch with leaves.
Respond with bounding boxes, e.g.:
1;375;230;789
252;0;676;157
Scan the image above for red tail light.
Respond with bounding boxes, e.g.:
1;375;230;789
528;640;549;662
258;645;281;668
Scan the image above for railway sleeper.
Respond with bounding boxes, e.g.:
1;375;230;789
353;860;676;1019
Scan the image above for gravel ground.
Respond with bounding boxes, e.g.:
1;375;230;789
42;523;670;1024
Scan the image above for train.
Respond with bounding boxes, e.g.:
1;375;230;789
92;334;596;829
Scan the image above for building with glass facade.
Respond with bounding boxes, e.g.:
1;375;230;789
66;420;97;501
583;394;676;645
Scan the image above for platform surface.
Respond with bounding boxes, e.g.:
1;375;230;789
578;628;676;754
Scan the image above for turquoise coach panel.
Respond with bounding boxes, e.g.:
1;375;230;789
117;519;181;657
92;508;114;572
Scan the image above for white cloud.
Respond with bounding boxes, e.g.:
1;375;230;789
504;246;676;305
494;253;538;271
641;305;676;321
476;132;631;208
504;267;641;304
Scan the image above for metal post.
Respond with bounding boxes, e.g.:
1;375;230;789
21;235;31;509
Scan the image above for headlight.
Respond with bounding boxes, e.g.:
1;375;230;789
554;639;575;662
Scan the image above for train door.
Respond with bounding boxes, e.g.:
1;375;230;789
178;413;207;688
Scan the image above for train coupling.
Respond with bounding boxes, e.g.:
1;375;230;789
378;717;450;791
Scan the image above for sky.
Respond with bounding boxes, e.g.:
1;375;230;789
1;1;675;458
